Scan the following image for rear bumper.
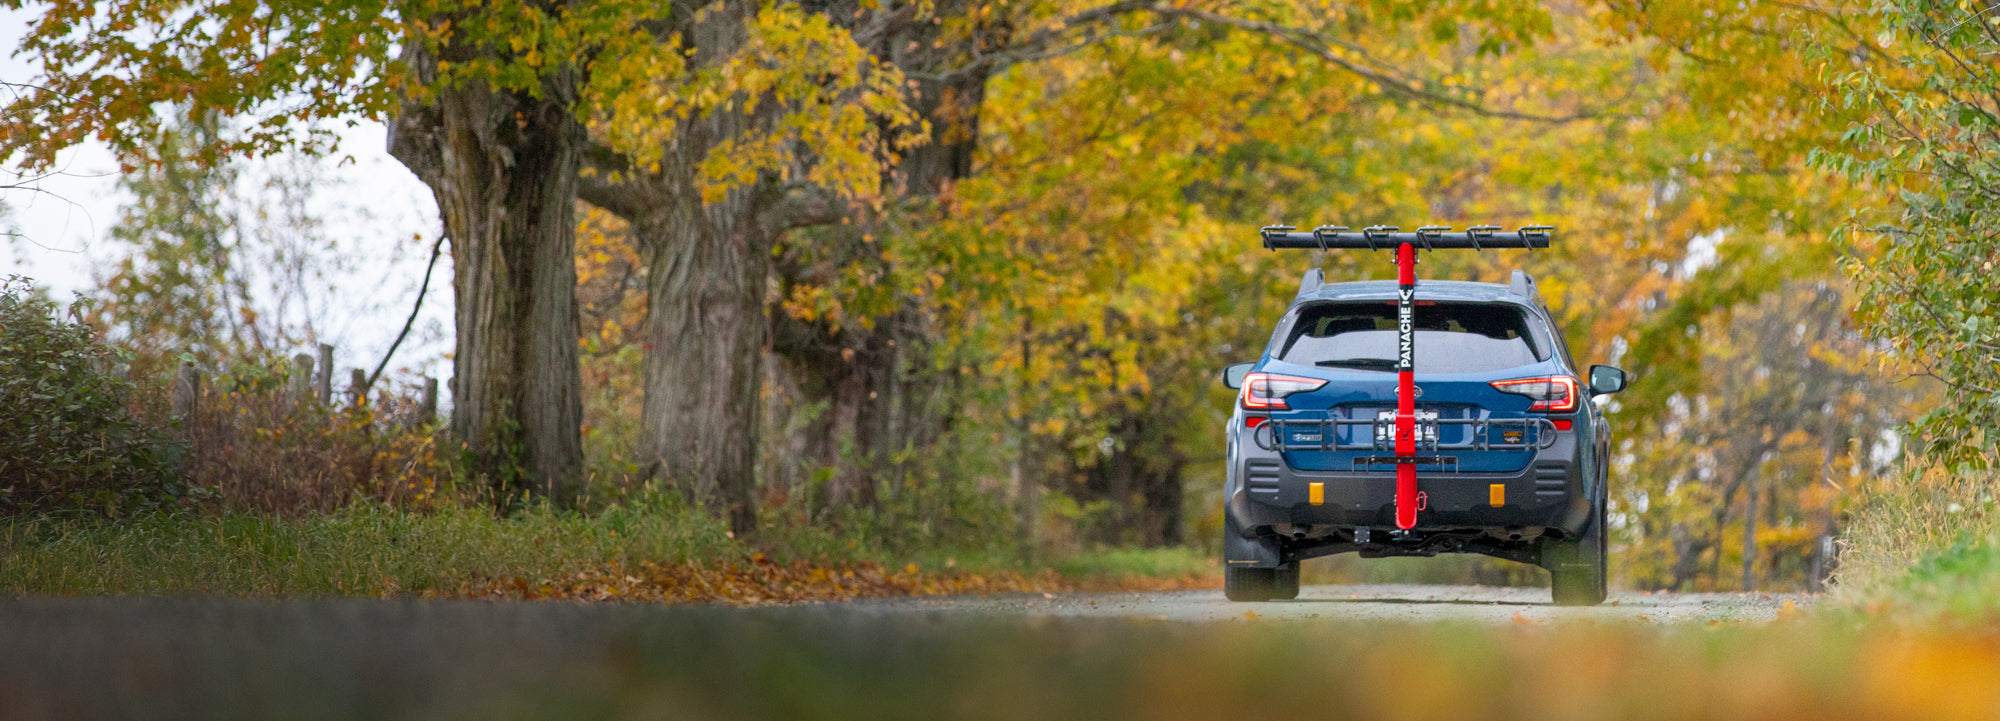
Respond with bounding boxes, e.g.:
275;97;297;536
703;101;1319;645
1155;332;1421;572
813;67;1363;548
1226;431;1590;537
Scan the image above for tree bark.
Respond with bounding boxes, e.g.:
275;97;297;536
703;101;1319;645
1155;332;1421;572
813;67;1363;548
389;45;586;502
633;126;773;535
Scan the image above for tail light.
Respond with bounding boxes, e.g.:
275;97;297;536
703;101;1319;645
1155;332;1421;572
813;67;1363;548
1240;372;1327;410
1490;376;1578;413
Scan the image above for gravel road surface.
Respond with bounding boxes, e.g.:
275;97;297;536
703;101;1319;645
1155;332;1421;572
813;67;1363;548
840;584;1799;624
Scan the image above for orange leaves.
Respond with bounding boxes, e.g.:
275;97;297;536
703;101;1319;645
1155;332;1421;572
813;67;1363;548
466;557;1216;605
573;204;643;356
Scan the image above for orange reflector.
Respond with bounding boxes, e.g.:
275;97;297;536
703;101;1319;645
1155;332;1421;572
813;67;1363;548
1309;482;1324;506
1489;484;1505;506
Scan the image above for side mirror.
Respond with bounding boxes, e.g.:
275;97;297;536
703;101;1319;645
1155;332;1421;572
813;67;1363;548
1588;365;1628;395
1222;362;1254;389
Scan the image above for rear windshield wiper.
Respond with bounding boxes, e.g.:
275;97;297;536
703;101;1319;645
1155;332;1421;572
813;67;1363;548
1315;358;1398;370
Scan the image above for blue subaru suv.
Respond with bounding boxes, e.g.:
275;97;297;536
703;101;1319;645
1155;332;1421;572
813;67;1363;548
1221;268;1627;605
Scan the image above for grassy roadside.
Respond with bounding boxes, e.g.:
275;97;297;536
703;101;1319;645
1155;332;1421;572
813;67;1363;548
4;453;1993;617
1824;459;2000;626
0;501;1216;602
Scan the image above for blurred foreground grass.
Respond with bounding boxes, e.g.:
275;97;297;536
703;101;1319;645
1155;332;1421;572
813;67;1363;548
4;596;2000;721
0;502;1214;600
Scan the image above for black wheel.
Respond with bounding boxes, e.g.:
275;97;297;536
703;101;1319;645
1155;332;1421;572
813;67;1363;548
1272;563;1301;600
1225;566;1277;602
1547;492;1608;607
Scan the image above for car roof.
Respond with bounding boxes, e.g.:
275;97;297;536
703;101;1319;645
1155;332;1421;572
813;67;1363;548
1298;279;1529;305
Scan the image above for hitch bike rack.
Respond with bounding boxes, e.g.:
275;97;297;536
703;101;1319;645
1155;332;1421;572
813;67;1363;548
1258;224;1555;530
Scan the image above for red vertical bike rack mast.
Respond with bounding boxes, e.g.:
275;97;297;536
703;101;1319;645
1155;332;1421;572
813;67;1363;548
1260;223;1554;531
1393;237;1419;530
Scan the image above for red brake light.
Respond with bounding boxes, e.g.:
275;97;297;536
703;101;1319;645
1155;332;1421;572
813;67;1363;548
1490;376;1578;413
1240;372;1328;411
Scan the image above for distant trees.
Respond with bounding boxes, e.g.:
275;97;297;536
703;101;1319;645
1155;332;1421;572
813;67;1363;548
90;113;351;374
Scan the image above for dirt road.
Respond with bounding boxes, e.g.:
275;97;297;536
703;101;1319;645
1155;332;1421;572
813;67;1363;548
842;584;1798;624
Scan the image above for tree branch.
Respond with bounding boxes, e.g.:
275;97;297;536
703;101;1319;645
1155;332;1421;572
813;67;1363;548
365;233;445;394
1155;8;1601;123
759;182;846;235
576;143;659;220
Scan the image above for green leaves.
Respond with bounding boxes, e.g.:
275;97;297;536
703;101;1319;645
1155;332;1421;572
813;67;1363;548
1809;0;2000;466
0;0;674;168
1;0;405;167
0;276;186;516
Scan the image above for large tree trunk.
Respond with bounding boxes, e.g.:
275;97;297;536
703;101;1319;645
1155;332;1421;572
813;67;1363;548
562;2;788;537
638;199;764;534
389;48;586;502
631;95;777;535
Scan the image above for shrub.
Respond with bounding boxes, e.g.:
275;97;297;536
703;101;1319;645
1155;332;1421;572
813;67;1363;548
180;363;455;516
0;276;185;515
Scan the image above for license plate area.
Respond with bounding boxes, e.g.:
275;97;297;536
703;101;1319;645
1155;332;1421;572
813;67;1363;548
1374;410;1439;447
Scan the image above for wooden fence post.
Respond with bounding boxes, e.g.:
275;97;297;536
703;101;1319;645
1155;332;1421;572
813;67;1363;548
316;343;334;405
289;353;314;406
349;368;368;407
420;377;438;426
171;361;203;420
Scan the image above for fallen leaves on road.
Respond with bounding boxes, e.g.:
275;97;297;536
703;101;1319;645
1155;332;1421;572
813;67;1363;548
454;555;1216;605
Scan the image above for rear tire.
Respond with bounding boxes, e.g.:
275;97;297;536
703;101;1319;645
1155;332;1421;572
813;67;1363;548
1547;492;1609;607
1225;566;1277;602
1272;563;1301;600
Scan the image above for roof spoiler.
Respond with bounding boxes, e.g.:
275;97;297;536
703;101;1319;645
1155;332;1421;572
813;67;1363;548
1509;269;1539;300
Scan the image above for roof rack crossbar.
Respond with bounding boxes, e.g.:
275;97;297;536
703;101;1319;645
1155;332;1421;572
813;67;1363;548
1261;225;1554;251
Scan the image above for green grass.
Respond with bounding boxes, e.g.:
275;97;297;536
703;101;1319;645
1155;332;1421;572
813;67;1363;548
1045;545;1213;580
0;496;1214;598
0;501;738;597
1826;458;2000;624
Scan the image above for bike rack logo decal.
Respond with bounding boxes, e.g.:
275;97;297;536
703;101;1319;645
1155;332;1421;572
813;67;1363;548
1397;288;1414;371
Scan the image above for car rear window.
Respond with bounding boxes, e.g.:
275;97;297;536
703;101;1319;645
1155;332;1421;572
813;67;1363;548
1278;301;1547;373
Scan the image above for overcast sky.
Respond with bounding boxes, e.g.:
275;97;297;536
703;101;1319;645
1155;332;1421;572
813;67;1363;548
1;7;453;386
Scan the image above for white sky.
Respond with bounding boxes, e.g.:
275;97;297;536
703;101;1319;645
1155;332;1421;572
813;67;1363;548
0;8;452;387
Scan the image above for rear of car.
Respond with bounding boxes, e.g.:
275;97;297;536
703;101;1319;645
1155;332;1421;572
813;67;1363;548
1221;273;1618;605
